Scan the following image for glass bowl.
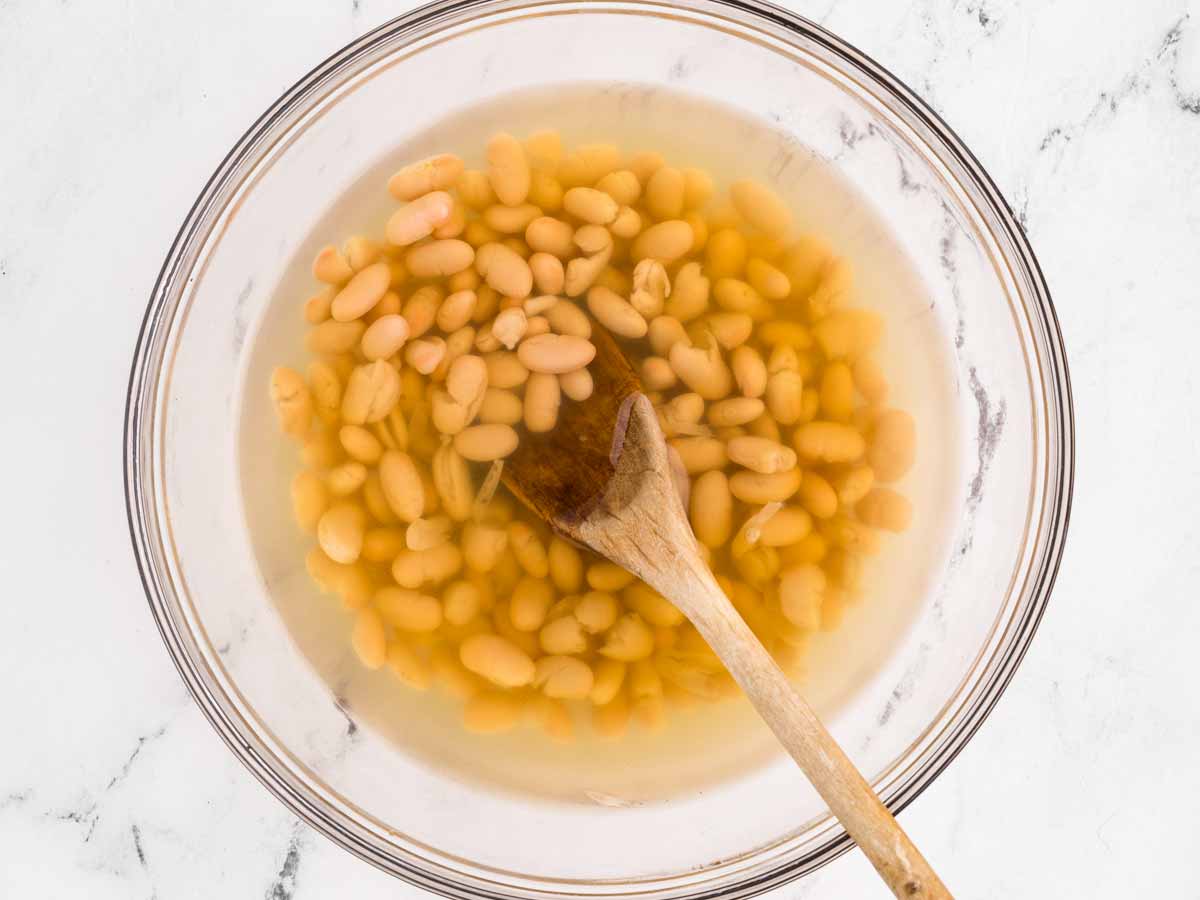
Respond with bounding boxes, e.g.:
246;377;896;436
124;0;1073;896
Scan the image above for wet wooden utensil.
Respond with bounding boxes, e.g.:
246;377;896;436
503;328;951;899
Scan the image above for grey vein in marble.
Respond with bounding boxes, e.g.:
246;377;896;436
1038;15;1200;170
266;823;308;900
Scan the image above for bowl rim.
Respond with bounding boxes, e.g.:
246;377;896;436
124;0;1074;896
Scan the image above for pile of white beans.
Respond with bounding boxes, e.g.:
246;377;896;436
270;131;916;740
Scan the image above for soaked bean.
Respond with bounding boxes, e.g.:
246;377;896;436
558;142;620;186
819;361;855;422
730;467;803;504
393;289;435;339
766;369;804;425
388;154;464;201
406;240;474;279
456;169;495;210
391;543;463;588
534;656;594;700
461;634;535;688
377;586;443;632
631;220;693;263
476;242;533;299
270;367;312;438
691;470;733;547
757;507;813;547
563;248;611;297
435;290;477;333
624;582;684;627
529;253;565;295
559;367;594;401
484;203;542;234
318;502;366;564
491;307;528;349
610;206;642;239
303;287;335;324
540;615;589;655
812;309;882;359
599;613;655;662
794;421;866;463
511;576;555;631
708;397;764;427
313;245;354;285
378;450;424;523
669;342;733;399
328;260;391;322
563;187;619;224
596;169;641;205
586;562;635;592
546;538;583;594
478;387;524;425
705;229;747;280
363;527;405;562
727;436;797;475
327;461;367;496
386;191;455;246
387;640;432;690
454;424;519;461
713;278;761;314
484;351;530;388
857;487;912;532
574;590;619;634
705;313;754;349
589;659;626;706
528;169;564;211
731;346;767;398
524;372;561;433
486;133;531;206
666;262;710;321
341;360;401;425
524;129;563;168
587;286;647;339
508;521;549;578
352;608;387;669
405;338;446;375
868;409;916;482
641;357;677;391
525;216;575;257
682;167;714;210
517;333;597;374
645;166;685;220
779;564;825;629
573;224;613;256
545;300;592;338
746;257;791;300
730;179;792;237
361;314;411;361
462;522;508;573
291;471;328;533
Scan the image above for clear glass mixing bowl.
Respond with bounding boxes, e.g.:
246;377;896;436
124;1;1073;896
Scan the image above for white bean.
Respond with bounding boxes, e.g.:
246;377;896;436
559;367;594;401
586;286;648;339
517;334;597;374
524;372;561;433
486;133;531;206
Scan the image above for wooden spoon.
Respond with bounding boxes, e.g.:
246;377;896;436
503;328;951;899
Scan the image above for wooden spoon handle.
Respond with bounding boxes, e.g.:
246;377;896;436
679;566;952;899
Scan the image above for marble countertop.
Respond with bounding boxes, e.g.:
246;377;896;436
2;0;1198;896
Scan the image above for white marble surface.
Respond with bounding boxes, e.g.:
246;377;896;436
1;0;1198;896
